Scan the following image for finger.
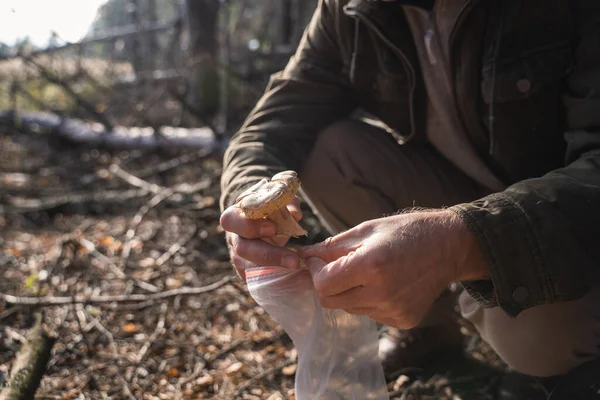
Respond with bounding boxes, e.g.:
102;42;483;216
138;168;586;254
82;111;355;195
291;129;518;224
370;316;406;329
316;283;381;310
297;232;362;263
343;306;380;316
232;236;301;269
319;286;375;310
306;251;369;297
220;205;276;238
230;253;254;280
287;196;302;222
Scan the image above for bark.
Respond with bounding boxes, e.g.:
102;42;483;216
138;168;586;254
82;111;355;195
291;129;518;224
0;315;55;400
184;0;221;121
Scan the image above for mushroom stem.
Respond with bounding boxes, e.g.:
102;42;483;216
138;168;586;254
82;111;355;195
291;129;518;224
268;207;308;237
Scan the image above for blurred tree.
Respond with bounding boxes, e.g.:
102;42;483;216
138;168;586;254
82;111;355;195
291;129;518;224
184;0;221;123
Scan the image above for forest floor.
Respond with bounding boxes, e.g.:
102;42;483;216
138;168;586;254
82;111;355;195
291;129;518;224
0;127;546;399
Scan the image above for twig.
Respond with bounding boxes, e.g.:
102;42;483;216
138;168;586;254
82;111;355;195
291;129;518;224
0;307;22;321
234;359;294;396
389;373;496;398
76;238;126;279
0;276;232;307
135;303;168;364
108;164;163;194
89;316;136;400
155;225;198;267
121;188;174;261
1;188;149;214
21;55;114;131
1;19;180;61
136;147;215;179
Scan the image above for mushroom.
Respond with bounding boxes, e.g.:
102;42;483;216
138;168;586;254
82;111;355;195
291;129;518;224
235;170;308;237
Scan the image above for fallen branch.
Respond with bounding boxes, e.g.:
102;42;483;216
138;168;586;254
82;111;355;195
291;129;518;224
0;111;217;150
1;188;149;214
0;276;232;307
0;314;55;400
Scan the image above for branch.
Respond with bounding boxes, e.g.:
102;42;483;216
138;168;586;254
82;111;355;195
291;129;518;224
0;276;232;307
0;314;55;400
21;55;114;131
0;111;217;150
0;19;180;61
1;189;149;214
155;225;198;267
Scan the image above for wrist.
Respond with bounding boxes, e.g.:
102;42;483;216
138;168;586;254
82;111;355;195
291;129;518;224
441;210;490;282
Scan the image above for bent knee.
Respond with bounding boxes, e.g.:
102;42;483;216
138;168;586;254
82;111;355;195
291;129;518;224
460;289;600;378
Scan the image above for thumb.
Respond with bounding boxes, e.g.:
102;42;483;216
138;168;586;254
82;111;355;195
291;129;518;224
297;231;360;263
304;256;327;279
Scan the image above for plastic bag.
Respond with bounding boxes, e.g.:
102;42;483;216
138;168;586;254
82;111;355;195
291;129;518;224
246;264;390;400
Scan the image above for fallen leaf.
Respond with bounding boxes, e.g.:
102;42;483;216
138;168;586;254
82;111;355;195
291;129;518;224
282;364;297;376
122;323;139;334
99;236;115;247
166;277;182;289
167;368;180;378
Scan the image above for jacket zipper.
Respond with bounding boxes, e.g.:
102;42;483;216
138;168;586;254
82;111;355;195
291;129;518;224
344;6;418;142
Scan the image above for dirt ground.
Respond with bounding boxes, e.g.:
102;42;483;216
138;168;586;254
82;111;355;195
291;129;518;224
0;127;543;399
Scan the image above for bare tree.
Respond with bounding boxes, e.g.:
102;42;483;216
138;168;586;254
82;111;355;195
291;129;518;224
184;0;221;123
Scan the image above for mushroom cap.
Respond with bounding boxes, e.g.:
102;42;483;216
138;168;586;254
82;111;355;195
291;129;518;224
235;171;301;219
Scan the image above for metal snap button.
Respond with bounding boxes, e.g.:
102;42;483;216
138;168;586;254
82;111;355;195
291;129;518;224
517;78;532;93
512;286;530;304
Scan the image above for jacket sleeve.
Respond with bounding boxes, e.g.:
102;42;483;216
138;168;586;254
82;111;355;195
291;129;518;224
451;3;600;317
220;0;358;211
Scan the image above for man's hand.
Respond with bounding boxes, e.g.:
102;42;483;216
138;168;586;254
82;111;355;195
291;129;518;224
297;210;489;329
220;197;303;279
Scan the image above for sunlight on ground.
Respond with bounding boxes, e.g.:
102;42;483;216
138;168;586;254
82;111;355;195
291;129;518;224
0;0;108;47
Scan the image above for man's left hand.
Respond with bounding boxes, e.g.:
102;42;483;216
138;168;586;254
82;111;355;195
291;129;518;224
297;210;489;329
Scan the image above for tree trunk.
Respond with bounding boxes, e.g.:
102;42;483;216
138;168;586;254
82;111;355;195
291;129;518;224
184;0;221;123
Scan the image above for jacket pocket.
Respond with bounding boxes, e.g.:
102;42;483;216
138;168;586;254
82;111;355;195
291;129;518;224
481;42;574;104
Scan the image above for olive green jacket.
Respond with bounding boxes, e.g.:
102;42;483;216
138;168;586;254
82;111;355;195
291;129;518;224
220;0;600;317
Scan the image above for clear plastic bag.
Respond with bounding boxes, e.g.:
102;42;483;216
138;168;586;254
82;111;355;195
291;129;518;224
246;264;390;400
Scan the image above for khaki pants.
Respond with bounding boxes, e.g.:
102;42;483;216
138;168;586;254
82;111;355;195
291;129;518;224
300;119;600;378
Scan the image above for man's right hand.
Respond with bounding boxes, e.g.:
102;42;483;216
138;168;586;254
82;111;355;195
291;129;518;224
219;197;303;279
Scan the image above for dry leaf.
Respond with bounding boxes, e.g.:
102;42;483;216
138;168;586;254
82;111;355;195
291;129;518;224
122;323;139;334
282;364;297;376
166;277;182;289
99;236;115;247
167;368;180;378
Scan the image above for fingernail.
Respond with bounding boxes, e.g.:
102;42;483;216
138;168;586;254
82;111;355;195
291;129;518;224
260;222;276;236
281;255;300;269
